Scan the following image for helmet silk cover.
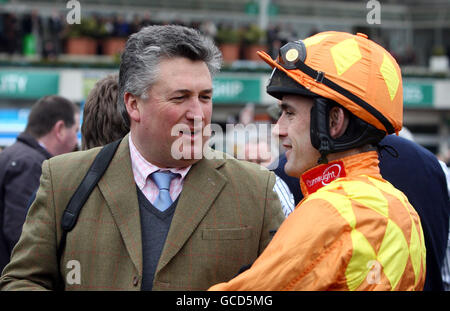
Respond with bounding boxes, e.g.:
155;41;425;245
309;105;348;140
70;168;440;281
258;31;403;135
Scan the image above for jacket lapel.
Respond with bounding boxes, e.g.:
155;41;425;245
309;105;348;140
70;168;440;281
97;135;143;275
156;150;227;273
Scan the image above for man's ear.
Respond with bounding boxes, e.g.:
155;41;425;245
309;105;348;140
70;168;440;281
53;120;66;141
329;106;349;139
124;92;141;123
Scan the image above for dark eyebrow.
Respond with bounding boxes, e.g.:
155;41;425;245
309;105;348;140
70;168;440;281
280;102;292;111
200;88;213;94
172;88;213;94
172;89;191;94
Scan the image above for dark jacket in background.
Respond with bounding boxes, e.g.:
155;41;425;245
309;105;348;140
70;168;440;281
270;134;450;291
0;132;52;272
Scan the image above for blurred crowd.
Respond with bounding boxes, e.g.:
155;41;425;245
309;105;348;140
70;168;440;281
0;10;418;65
0;11;66;58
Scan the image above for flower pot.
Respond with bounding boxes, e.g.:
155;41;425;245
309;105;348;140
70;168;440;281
219;43;240;64
244;44;267;61
66;37;97;55
102;37;127;56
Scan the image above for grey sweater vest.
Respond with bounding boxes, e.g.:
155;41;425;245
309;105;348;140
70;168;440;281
136;187;178;291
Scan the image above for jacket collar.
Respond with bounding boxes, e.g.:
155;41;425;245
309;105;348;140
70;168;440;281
155;148;227;277
17;132;53;159
97;135;144;273
300;151;381;197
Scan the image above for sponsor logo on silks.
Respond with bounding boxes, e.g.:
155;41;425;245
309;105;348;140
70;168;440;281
301;161;346;194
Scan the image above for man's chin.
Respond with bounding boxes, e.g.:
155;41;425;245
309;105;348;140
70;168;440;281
170;141;206;163
284;164;301;179
181;147;204;160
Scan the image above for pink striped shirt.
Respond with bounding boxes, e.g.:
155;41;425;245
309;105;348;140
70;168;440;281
129;135;191;204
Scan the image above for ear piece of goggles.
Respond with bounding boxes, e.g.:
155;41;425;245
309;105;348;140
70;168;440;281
278;40;307;70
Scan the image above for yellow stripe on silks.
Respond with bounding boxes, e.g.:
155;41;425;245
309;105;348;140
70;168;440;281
368;177;408;206
308;190;356;228
330;38;362;76
380;53;400;101
345;229;377;291
309;190;377;290
409;221;422;285
341;180;389;218
368;176;426;287
303;33;332;47
368;176;420;239
377;219;410;290
338;180;390;290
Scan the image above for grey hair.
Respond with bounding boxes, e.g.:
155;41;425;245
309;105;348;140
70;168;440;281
118;24;223;127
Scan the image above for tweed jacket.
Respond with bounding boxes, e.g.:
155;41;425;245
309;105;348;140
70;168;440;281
0;136;284;290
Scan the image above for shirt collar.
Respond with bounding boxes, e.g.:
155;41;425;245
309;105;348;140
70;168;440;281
129;135;191;190
37;140;48;151
300;151;381;197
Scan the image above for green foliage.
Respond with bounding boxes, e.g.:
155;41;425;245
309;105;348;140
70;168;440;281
432;46;447;56
67;18;107;38
242;24;265;45
215;27;241;45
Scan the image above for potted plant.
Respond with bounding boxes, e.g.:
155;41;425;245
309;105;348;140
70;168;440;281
101;36;127;56
65;17;99;55
215;26;241;64
241;24;267;61
100;17;128;56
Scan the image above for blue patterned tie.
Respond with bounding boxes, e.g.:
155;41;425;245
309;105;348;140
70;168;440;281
150;171;178;211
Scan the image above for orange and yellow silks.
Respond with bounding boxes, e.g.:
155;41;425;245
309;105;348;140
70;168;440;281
209;151;426;291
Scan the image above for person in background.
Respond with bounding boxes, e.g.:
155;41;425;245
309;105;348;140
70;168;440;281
243;140;294;217
0;95;80;272
210;31;426;290
438;158;450;291
443;223;450;291
81;73;129;150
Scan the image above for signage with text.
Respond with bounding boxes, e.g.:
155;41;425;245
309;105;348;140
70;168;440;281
403;81;434;108
0;71;59;99
213;77;260;103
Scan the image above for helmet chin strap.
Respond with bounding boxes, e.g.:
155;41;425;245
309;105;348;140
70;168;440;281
318;153;329;165
310;97;386;165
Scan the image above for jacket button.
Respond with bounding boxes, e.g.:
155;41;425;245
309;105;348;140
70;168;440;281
132;276;139;287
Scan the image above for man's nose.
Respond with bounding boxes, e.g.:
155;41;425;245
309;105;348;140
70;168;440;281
272;119;287;138
186;98;205;121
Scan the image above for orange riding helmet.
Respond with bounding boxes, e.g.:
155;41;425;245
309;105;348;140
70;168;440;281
258;31;403;136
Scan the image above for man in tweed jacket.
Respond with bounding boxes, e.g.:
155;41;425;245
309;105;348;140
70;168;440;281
0;25;284;290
